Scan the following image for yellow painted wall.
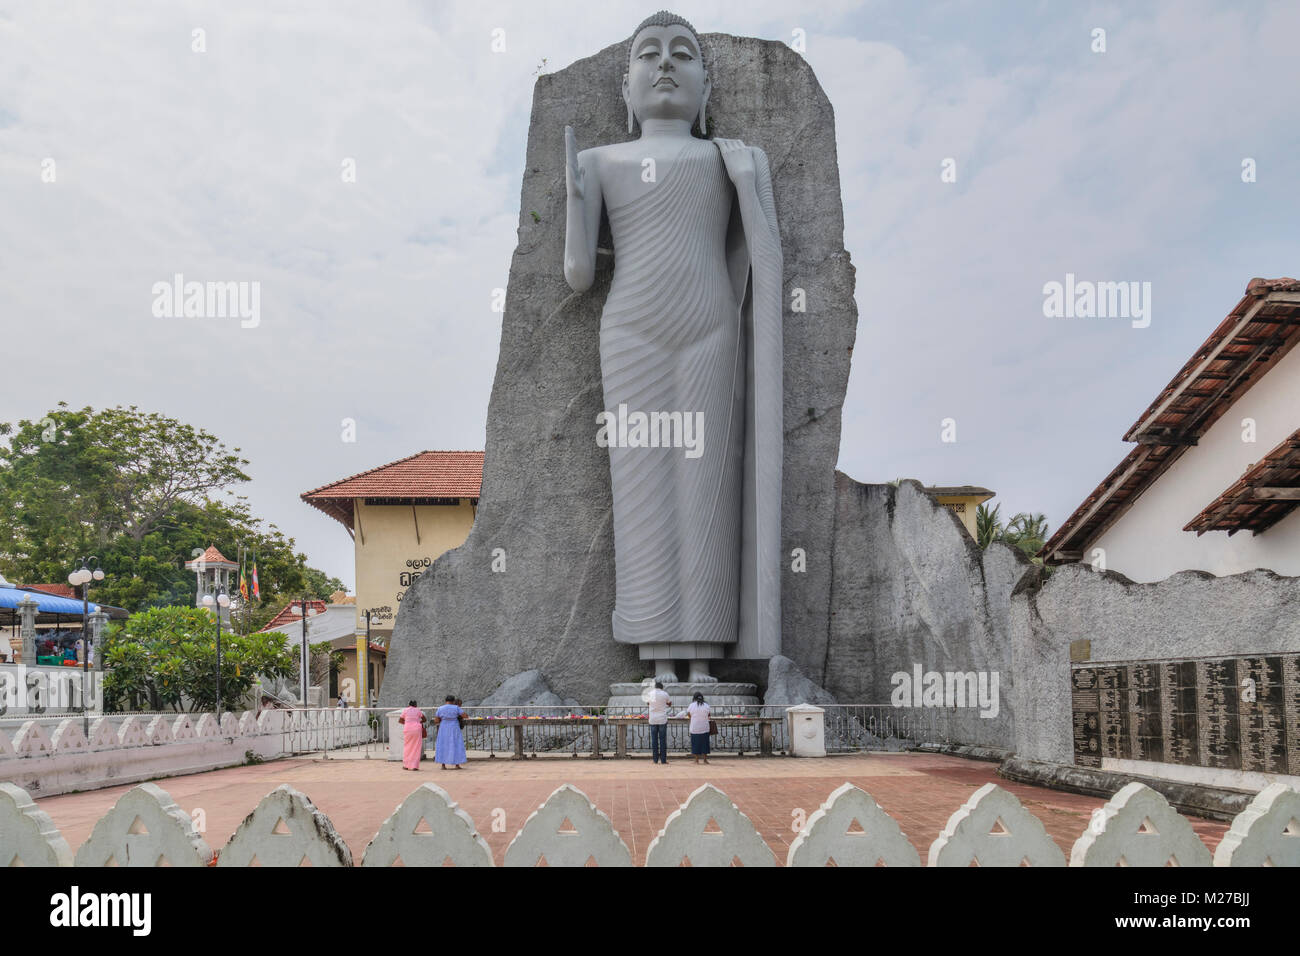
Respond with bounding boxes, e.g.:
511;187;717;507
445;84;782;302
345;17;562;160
352;499;475;637
932;495;989;539
333;646;386;706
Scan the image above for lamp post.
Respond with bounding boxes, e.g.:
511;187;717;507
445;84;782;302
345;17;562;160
201;588;233;716
67;557;105;737
298;598;319;706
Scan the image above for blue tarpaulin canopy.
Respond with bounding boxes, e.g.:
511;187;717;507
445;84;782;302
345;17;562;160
0;586;101;625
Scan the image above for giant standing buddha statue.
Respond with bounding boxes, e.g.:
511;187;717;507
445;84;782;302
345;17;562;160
563;11;783;686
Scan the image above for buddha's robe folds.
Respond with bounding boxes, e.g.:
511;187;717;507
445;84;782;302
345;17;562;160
600;140;782;661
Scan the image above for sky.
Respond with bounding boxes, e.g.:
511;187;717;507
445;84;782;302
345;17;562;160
2;0;1298;590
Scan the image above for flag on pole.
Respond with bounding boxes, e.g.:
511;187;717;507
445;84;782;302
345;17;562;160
239;552;249;601
252;556;260;600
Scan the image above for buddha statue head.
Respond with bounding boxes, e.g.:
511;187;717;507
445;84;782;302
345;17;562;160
623;11;710;135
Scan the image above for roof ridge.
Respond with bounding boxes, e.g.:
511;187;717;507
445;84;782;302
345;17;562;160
301;449;483;499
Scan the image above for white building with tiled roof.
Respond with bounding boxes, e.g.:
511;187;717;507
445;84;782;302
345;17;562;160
1042;278;1300;581
257;598;383;706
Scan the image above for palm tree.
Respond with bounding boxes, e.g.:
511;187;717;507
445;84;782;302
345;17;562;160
975;502;1003;549
1003;512;1050;558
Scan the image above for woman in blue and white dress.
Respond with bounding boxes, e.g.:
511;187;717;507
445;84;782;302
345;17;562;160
434;695;467;770
685;692;711;765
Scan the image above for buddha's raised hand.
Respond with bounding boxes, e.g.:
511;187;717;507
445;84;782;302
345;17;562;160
565;125;585;200
715;138;755;183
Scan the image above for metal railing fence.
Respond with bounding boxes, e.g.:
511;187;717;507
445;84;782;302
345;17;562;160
268;703;960;758
819;704;954;752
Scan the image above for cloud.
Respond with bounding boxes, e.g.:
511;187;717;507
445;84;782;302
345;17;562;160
1;0;1297;585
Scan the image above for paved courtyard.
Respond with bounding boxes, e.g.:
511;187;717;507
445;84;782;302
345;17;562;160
33;751;1230;864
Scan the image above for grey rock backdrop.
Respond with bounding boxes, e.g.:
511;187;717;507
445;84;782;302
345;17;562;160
381;31;1300;761
382;33;857;706
823;476;1031;749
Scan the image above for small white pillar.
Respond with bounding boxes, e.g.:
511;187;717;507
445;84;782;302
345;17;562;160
88;610;108;672
786;703;826;757
386;710;404;761
17;595;38;664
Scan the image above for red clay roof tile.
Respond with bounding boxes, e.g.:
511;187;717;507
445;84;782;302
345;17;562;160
301;450;483;531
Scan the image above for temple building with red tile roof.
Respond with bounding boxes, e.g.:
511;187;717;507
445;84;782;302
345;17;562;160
1041;278;1300;581
300;450;483;703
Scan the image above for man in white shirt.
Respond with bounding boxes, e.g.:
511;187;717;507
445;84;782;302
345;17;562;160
647;681;672;765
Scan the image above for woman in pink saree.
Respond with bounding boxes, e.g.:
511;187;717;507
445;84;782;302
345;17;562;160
397;700;426;771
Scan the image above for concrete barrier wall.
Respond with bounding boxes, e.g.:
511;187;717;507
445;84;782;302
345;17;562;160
2;778;1295;866
0;709;372;797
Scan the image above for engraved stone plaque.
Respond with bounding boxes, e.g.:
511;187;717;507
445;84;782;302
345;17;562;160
1071;652;1300;777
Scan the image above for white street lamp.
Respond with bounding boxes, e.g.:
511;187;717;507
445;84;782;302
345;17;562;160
205;587;231;716
68;556;104;737
297;598;321;705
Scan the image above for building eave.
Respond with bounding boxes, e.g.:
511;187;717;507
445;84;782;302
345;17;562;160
1041;278;1300;563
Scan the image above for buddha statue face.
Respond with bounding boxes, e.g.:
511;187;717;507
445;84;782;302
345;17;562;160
623;19;710;133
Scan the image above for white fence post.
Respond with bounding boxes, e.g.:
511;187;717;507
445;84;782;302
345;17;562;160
504;784;631;867
217;784;352;867
0;782;73;866
1070;782;1211;867
788;782;919;866
362;783;493;867
1213;783;1300;867
929;783;1066;866
74;782;213;867
645;783;775;867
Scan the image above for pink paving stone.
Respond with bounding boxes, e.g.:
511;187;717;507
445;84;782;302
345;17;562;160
30;751;1228;866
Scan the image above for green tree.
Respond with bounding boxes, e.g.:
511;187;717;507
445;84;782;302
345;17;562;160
975;502;1003;549
974;503;1051;564
1003;512;1050;559
0;403;344;617
0;404;248;562
101;605;295;712
300;566;348;600
288;640;345;695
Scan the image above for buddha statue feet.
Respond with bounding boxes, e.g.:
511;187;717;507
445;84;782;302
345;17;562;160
687;660;719;684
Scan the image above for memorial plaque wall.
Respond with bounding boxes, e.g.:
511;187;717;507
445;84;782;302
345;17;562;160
1071;668;1101;768
1070;652;1300;777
